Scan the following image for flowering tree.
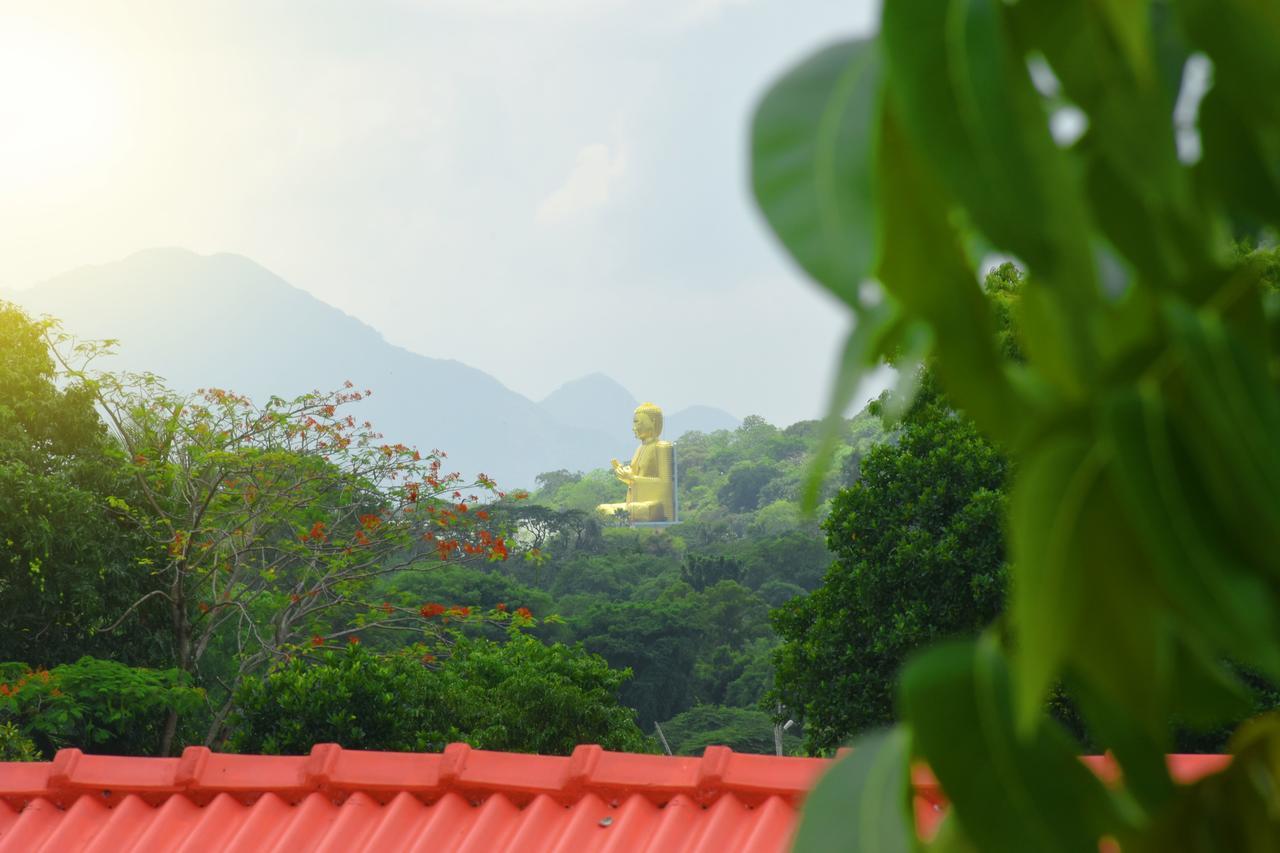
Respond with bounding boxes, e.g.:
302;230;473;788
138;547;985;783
53;334;515;752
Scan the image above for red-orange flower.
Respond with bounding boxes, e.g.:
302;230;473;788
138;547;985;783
496;603;508;612
348;636;361;645
381;602;394;615
420;603;446;618
516;607;532;619
310;635;324;647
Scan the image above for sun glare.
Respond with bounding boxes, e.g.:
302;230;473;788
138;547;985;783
0;27;122;188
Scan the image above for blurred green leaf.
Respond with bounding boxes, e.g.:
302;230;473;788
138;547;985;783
1164;298;1280;560
1012;0;1213;286
1094;0;1154;83
884;0;1098;315
1179;0;1280;235
799;296;913;511
1005;429;1098;723
922;814;980;853
792;727;915;853
875;101;1027;443
901;635;1120;853
1178;0;1280;128
752;0;1280;848
1132;715;1280;852
751;38;883;307
1102;385;1280;678
1195;86;1280;233
1065;671;1173;815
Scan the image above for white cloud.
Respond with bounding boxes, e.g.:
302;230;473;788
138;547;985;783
535;142;628;226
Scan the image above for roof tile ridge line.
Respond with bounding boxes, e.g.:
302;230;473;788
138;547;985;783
696;745;733;805
439;743;471;790
303;743;344;789
49;748;83;792
176;746;211;791
562;744;603;797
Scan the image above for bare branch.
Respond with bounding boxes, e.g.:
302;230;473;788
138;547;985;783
102;589;174;632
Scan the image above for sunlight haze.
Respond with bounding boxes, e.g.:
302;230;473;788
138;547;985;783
0;0;882;425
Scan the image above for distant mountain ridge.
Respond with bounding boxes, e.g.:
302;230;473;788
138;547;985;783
538;374;738;449
11;249;736;487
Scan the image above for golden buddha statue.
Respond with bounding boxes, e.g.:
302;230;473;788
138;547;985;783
597;402;677;523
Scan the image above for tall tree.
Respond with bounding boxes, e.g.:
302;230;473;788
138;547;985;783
772;381;1007;752
0;303;165;666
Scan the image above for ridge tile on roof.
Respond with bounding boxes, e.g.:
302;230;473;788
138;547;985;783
0;746;1231;852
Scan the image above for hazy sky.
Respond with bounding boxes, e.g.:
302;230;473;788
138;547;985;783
0;0;884;425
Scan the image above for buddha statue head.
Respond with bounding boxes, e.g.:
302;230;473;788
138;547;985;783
632;402;663;442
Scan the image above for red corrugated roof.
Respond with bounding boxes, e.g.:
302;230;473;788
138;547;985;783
0;745;1229;852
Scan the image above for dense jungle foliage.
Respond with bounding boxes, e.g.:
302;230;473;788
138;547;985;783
2;297;911;759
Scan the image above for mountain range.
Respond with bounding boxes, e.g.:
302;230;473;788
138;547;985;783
6;249;737;487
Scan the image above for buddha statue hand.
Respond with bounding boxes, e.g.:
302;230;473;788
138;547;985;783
611;458;634;484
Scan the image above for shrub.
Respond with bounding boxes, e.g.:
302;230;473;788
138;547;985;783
227;635;651;755
0;657;205;757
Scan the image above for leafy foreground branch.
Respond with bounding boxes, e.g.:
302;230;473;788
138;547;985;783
753;0;1280;849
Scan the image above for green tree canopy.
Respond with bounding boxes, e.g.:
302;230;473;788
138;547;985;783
228;636;651;755
0;302;166;666
659;704;800;756
772;382;1007;752
0;657;203;758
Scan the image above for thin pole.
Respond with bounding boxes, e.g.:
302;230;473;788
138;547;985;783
654;721;673;756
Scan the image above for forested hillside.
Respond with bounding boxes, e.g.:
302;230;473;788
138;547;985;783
438;409;887;754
